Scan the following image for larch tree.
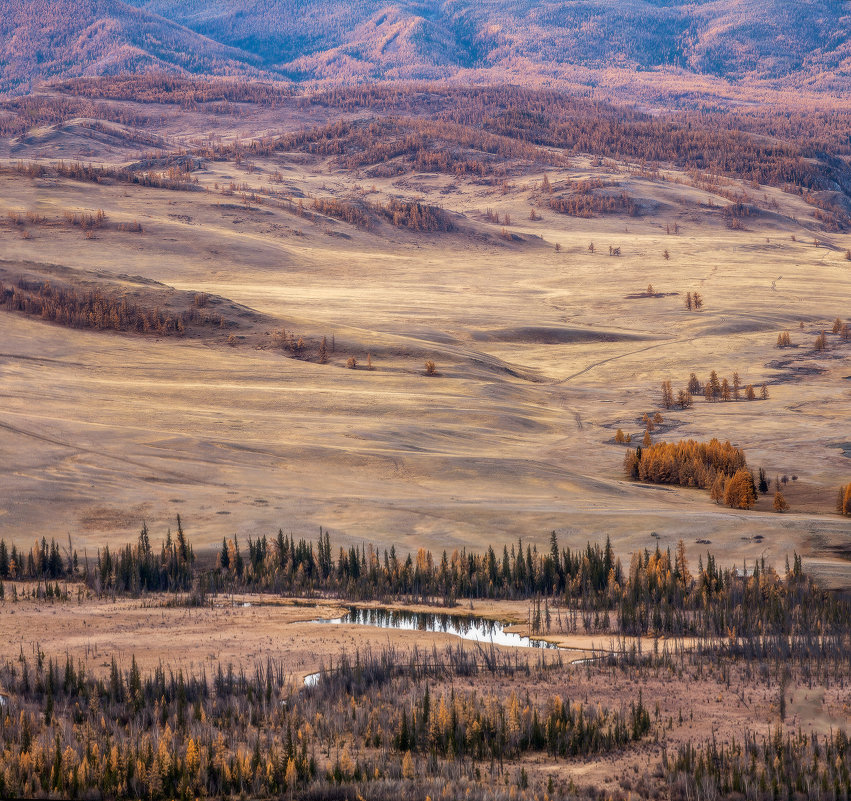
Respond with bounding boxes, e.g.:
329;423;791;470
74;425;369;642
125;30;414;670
710;473;727;504
688;373;702;395
724;468;756;509
838;484;851;516
707;370;721;400
674;539;691;586
661;380;674;410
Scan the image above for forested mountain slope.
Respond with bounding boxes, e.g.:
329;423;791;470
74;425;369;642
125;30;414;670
3;0;850;97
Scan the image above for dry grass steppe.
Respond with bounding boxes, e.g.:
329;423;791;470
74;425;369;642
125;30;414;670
0;95;849;586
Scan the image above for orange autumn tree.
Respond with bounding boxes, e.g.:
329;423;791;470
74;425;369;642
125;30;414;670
774;491;789;512
623;438;747;490
724;468;757;509
838;483;851;516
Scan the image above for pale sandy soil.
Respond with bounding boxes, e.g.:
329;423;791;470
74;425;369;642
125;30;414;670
0;112;849;588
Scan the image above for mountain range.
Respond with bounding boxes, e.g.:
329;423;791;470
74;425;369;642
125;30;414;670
2;0;850;97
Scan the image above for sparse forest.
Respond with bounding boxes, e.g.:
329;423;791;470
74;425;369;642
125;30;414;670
0;278;230;336
4;81;851;227
2;522;851;800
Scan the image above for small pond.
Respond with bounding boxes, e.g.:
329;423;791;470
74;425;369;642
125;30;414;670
303;606;565;687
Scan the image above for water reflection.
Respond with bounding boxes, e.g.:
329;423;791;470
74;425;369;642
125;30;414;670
314;606;561;650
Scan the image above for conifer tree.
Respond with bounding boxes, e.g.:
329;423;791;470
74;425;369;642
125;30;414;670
688;373;701;394
661;380;674;410
724;468;756;509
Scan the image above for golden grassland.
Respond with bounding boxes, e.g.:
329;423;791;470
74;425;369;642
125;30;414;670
0;105;849;590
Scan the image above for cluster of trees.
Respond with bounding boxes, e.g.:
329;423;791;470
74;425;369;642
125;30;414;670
309;196;454;233
814;320;850;351
92;520;194;594
0;536;69;581
213;528;622;603
377;199;455;233
722;201;759;229
683;292;703;310
0;278;229;336
3;160;198;192
0;519;194;595
548;190;638;218
615;412;663;446
660;372;767;409
394;687;650;762
311;197;373;230
0;92;155;138
667;729;851;801
623;438;787;510
708;467;758;509
623;438;746;490
58;75;294;108
7;205;143;237
216;117;558;181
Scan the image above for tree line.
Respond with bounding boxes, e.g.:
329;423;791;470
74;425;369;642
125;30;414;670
6;522;850;647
